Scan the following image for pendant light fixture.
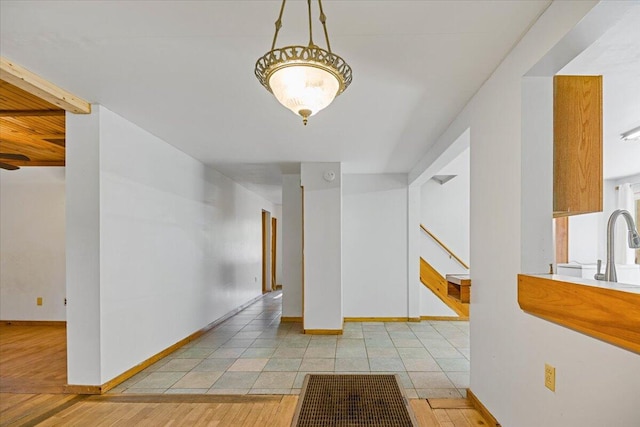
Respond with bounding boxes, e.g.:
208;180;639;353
255;0;352;125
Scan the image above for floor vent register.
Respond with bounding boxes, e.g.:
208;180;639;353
292;374;418;427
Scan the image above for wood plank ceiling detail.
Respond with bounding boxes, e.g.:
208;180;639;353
0;79;66;167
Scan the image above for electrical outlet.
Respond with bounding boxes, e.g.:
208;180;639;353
37;297;43;306
545;363;556;391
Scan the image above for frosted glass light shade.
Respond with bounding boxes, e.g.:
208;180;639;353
269;65;340;121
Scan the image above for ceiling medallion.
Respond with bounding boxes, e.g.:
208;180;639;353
255;0;352;125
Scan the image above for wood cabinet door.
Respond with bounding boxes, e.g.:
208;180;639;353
553;75;603;217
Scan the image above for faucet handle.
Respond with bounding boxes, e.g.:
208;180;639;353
594;259;605;281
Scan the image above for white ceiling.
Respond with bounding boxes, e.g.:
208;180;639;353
0;0;551;203
560;5;640;181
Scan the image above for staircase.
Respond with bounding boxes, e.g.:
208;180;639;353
420;258;469;318
419;225;470;319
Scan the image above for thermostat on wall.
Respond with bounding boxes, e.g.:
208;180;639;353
323;170;336;182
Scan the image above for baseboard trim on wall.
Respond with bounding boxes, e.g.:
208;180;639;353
65;384;102;394
303;329;343;335
1;320;66;326
280;316;302;322
343;317;415;322
99;334;194;394
420;316;469;321
467;388;501;427
72;293;267;394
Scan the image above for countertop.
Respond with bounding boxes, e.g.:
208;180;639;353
518;274;640;354
528;274;640;294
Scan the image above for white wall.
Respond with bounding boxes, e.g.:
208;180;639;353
67;105;276;384
566;213;600;263
301;163;342;331
418;286;456;317
0;168;66;321
420;147;470;275
411;2;640;426
418;146;469;317
568;172;640;264
66;109;102;385
342;174;408;317
282;174;303;318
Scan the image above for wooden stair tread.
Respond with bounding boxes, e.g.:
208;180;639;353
445;274;471;286
420;258;469;318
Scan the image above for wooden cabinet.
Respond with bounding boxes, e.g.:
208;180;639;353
553;75;603;217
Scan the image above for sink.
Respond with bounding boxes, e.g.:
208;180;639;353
557;263;640;285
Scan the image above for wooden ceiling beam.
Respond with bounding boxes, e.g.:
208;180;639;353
0;109;65;117
0;136;65;151
0;56;90;114
0;139;65;161
0;116;64;137
1;136;64;150
2;160;65;167
0;134;66;141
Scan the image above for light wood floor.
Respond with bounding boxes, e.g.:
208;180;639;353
0;324;67;394
0;393;490;426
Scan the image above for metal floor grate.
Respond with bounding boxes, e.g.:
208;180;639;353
292;374;417;427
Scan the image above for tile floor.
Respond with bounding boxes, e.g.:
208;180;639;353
110;291;470;399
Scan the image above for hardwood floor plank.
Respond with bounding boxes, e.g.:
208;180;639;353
0;392;33;413
434;408;453;424
270;395;298;427
104;402;145;425
219;402;243;425
256;400;281;426
198;406;219;425
445;408;472;426
184;404;210;426
210;402;234;423
0;393;82;427
428;398;475;409
1;393;491;426
228;402;251;426
460;408;491;426
0;325;67;394
241;402;266;427
410;399;440;427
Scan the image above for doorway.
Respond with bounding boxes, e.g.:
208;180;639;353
261;210;272;294
271;217;278;290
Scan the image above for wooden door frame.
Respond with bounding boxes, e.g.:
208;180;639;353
554;216;568;264
301;186;305;322
636;198;640;264
271;217;277;290
262;211;268;293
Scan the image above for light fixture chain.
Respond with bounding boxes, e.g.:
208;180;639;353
317;0;332;53
307;0;314;47
271;0;287;51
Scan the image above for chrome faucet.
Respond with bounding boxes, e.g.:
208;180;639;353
604;209;640;282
